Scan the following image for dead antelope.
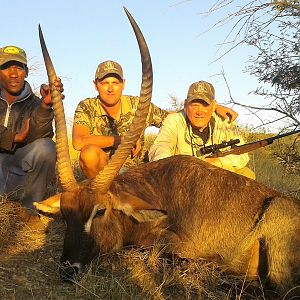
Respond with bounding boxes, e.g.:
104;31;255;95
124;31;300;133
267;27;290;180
38;8;300;296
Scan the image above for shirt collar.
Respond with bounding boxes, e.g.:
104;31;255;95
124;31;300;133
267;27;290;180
0;80;32;102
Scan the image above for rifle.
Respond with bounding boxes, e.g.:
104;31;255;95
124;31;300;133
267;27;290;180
202;129;300;158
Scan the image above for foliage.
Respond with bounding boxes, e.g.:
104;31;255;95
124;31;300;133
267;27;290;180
244;132;300;198
206;0;300;173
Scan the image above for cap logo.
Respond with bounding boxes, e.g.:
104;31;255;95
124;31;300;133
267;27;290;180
3;46;22;55
103;61;118;72
194;84;208;94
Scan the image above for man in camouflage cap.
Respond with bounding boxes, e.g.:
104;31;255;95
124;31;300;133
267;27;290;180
149;80;255;179
73;63;238;178
0;45;63;216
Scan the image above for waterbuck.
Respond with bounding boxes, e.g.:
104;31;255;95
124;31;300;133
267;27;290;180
39;7;300;296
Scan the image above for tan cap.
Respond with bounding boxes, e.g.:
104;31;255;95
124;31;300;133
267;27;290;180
95;60;123;80
0;45;27;66
186;81;215;104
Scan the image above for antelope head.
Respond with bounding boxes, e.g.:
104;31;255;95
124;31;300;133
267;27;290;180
39;7;153;280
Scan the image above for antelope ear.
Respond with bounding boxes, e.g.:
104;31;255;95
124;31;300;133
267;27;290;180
33;193;61;214
112;191;167;223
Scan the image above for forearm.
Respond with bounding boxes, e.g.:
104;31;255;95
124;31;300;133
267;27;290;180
218;153;250;172
147;103;169;128
27;105;54;142
0;125;16;151
215;104;237;123
72;134;121;151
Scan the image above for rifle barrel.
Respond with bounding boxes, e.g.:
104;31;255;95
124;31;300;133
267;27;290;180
210;128;300;158
269;129;300;141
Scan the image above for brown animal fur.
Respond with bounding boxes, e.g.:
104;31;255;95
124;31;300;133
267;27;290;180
59;155;300;295
38;8;300;297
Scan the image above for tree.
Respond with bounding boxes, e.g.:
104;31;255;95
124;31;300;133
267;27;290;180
206;0;300;175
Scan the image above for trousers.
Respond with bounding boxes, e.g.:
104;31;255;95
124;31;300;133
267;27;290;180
0;138;56;211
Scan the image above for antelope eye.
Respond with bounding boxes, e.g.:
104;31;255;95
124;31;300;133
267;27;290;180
95;208;106;217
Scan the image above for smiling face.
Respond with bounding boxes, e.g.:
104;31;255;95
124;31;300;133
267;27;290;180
184;99;216;130
0;61;27;101
94;75;125;107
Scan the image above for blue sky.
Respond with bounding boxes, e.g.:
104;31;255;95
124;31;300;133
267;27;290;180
1;0;268;129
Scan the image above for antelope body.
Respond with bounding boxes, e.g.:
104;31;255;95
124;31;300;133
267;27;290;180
61;155;300;292
38;8;300;296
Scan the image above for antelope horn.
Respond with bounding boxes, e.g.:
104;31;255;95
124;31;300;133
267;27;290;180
91;7;153;192
39;25;78;192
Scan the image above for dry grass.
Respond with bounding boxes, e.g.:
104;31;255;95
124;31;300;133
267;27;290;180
0;196;285;300
0;133;299;299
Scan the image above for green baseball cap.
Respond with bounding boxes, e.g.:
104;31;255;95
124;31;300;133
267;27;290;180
186;81;215;104
0;45;27;66
95;60;123;80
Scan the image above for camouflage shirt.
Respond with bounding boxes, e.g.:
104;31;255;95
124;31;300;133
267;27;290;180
74;95;168;138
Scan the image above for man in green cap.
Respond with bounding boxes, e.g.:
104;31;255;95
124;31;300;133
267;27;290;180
0;45;63;214
72;61;238;178
149;80;255;179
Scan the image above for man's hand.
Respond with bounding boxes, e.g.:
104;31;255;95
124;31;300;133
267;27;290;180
215;104;238;123
131;138;142;158
14;118;30;143
40;77;64;108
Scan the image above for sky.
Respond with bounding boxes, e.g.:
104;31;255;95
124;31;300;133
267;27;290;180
1;0;272;131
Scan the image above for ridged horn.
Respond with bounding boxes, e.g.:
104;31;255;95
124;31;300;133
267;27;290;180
91;7;153;192
39;25;78;192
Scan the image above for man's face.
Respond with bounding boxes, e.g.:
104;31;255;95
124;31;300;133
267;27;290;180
94;75;125;107
0;61;26;96
184;99;215;130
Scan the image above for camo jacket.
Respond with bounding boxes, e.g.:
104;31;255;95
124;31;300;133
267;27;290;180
74;95;169;137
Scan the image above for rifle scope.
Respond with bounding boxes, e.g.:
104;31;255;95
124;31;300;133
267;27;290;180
198;139;240;156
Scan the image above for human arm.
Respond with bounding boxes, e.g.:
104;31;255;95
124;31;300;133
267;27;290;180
0;117;31;151
73;124;141;158
204;151;249;172
14;118;30;143
131;138;142;158
148;114;179;161
72;123;123;151
26;78;63;143
147;103;169;128
215;104;238;123
148;102;237;127
39;77;64;108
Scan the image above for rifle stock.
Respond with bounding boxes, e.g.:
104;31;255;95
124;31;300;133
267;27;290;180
208;129;300;158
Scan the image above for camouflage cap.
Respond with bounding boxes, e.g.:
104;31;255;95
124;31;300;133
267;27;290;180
95;60;123;80
186;81;215;104
0;45;27;66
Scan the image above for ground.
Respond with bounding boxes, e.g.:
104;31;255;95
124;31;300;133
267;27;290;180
0;198;287;300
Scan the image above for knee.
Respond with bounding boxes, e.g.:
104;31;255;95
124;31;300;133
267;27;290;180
80;145;104;166
80;145;108;171
30;138;56;163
